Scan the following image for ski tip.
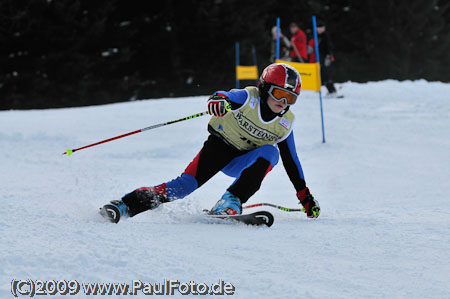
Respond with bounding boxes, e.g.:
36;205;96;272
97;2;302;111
99;206;119;223
256;211;274;227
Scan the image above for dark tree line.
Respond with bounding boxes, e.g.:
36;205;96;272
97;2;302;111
1;0;449;109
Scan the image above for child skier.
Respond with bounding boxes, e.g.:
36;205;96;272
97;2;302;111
101;63;320;223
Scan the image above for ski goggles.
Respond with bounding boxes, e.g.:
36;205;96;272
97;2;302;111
268;85;298;106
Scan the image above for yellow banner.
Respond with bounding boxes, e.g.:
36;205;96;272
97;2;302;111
276;60;321;92
236;65;259;80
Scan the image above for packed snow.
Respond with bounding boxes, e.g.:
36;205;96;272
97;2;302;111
1;80;449;298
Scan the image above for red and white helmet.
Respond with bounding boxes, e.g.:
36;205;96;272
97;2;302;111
258;63;302;96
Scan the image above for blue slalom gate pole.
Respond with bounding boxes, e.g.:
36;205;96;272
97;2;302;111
276;17;280;60
312;16;326;143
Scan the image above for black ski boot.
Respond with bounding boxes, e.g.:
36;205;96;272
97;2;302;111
100;187;170;223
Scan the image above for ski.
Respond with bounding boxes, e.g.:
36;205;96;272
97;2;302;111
324;94;344;99
99;204;275;227
99;205;120;223
204;210;274;227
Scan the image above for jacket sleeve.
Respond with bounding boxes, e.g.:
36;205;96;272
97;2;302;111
213;89;248;110
277;131;307;192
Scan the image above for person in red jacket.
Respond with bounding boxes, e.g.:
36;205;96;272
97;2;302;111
289;22;308;62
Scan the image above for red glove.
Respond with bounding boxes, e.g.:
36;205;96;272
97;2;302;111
207;94;230;117
297;187;320;218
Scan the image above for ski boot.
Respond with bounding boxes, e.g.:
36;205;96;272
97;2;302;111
100;187;170;223
210;191;242;215
100;200;129;223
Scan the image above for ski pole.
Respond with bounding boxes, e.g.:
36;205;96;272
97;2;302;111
243;203;303;212
63;111;209;156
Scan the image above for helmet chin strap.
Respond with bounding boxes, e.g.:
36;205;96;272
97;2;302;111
278;105;290;116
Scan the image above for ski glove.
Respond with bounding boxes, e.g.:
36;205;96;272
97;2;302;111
207;94;230;117
297;187;320;218
324;54;334;67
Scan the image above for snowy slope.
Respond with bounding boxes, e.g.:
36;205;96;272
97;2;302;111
1;80;449;298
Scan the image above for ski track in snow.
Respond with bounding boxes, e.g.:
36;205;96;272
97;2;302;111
1;80;449;298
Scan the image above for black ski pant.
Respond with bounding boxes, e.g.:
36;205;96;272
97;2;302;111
166;134;279;203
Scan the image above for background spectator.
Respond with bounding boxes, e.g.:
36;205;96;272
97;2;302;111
270;26;291;62
308;21;337;96
289;22;308;62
